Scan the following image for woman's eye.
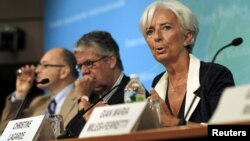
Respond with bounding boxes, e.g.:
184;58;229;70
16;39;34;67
146;29;153;36
163;25;171;31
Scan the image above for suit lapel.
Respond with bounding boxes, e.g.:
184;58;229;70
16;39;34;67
59;87;78;127
154;54;201;121
108;75;130;104
26;94;51;116
184;54;201;121
154;72;168;101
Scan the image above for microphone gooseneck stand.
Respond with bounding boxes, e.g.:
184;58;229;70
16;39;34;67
58;83;125;139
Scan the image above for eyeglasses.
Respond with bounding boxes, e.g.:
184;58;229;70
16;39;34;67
37;63;65;69
76;56;108;71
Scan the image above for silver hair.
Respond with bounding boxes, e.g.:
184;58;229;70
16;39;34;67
139;0;199;53
74;30;124;70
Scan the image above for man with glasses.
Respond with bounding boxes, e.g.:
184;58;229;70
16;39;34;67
73;31;130;107
59;30;149;138
0;48;79;136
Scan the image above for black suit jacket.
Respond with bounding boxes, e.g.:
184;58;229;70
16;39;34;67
89;75;131;104
59;74;150;139
152;61;235;123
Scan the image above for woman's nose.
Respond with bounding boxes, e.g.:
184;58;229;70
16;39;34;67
153;30;162;42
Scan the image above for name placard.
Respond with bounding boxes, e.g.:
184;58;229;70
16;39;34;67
0;115;55;141
79;101;159;138
209;84;250;124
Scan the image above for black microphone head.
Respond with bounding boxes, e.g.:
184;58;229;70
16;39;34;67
37;78;50;84
231;37;243;46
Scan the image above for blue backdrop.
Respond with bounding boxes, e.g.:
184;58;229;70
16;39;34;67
44;0;250;90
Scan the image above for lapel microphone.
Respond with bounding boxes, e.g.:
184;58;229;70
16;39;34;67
36;78;50;84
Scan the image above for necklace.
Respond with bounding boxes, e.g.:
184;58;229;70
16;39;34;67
166;78;187;116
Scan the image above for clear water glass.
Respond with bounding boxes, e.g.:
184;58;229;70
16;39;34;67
48;114;64;137
147;98;161;126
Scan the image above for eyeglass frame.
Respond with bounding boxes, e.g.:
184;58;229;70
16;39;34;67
76;56;108;71
37;63;65;69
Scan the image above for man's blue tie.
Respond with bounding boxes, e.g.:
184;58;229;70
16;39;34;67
48;99;57;115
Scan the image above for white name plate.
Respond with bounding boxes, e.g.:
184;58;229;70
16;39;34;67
209;84;250;124
0;115;55;141
79;101;159;138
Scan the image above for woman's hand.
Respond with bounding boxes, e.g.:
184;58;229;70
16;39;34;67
149;88;180;127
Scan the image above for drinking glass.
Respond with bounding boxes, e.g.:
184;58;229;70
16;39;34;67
147;98;161;126
48;114;64;137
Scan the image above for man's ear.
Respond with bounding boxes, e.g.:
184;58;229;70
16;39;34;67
109;55;116;69
60;66;70;79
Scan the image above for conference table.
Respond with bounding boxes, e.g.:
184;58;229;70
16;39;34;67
61;120;250;141
62;124;208;141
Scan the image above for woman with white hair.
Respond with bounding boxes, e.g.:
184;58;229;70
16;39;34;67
140;0;235;126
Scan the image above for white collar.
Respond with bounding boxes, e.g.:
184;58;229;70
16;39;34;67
154;54;201;120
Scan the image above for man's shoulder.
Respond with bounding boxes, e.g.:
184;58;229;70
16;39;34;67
30;94;51;104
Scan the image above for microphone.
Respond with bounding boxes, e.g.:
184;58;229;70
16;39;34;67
14;78;50;119
184;37;243;120
211;37;243;63
16;69;50;85
231;37;243;46
36;78;50;84
58;83;126;139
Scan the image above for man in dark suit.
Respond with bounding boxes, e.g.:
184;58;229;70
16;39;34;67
59;31;149;138
0;48;79;136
